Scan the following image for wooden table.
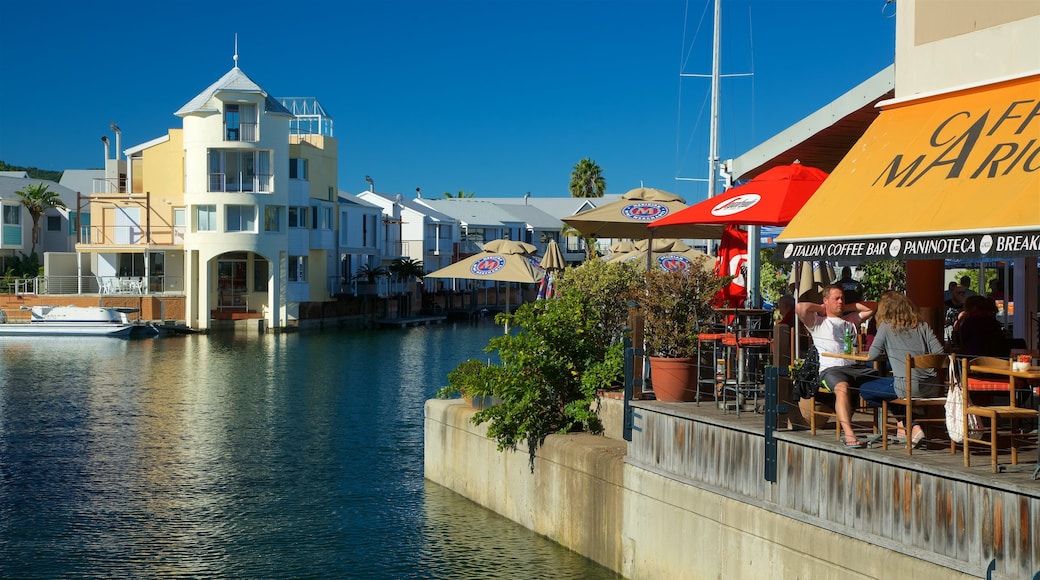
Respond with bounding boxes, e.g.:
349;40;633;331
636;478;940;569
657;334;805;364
821;351;887;373
970;364;1040;479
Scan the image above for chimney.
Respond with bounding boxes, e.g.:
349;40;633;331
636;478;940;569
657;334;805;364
110;123;121;161
101;136;110;161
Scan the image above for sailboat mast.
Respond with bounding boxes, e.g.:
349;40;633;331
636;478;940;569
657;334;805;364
707;0;721;199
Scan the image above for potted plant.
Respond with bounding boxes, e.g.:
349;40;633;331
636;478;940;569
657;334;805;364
641;261;726;402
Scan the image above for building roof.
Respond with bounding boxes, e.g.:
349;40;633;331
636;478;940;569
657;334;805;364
493;194;623;219
58;169;103;195
358;191;458;224
725;65;895;181
415;198;525;228
495;204;562;230
337;190;383;211
175;66;293;118
0;176;78;209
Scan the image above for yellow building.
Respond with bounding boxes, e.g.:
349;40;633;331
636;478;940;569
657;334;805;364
76;64;343;331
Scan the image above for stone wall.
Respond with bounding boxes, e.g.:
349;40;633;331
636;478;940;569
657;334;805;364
424;398;981;579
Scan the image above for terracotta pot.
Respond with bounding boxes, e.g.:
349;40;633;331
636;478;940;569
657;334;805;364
648;356;697;402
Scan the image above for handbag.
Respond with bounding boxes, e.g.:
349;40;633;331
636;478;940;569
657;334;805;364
793;345;821;399
945;355;983;443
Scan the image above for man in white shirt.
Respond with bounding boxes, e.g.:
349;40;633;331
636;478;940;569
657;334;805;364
796;285;877;448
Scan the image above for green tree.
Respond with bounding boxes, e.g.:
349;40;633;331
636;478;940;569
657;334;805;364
859;260;906;300
388;257;425;280
569;158;606;198
14;182;67;259
759;248;791;305
442;189;475;198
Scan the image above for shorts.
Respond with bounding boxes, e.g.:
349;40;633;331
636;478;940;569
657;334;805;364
819;366;875;393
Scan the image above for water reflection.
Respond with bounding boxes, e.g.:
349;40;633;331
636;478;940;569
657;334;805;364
0;321;618;577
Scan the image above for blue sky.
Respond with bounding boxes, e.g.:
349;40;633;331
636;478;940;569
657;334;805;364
0;0;894;202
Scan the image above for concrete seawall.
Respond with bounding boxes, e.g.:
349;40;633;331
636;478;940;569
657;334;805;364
425;398;978;579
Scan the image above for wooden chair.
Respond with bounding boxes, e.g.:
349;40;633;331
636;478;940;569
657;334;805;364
880;353;949;454
960;356;1039;473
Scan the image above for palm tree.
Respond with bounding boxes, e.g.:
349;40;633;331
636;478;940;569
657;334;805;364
569;158;606;198
389;257;425;281
14;182;67;258
442;189;476;198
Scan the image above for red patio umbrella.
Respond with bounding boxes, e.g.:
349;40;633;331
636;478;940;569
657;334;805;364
647;162;829;232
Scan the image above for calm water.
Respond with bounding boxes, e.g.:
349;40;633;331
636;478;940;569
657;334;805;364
0;322;620;579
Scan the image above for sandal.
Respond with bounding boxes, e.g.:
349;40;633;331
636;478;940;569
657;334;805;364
843;437;863;449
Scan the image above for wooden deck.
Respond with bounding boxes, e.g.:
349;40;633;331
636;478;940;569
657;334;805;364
626;398;1040;577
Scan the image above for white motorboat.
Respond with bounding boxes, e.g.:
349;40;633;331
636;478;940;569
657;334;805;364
0;305;142;337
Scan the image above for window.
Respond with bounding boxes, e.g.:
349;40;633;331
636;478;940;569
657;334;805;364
208;150;271;192
288;255;307;282
289;158;308;180
224;103;257;141
173;208;186;243
288;206;309;228
253;259;269;292
196;205;216;231
320;207;333;230
226;205;256;232
47;215;61;231
3;205;20;225
264;206;283;232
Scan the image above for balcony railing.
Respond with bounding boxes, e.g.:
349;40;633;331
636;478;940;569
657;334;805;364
91;177;128;194
3;275;184;295
224;121;258;142
208;173;272;193
83;225;184;246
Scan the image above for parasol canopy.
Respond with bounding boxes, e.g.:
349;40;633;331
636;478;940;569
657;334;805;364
562;187;723;240
425;239;544;283
605;239;713;273
647;163;830;232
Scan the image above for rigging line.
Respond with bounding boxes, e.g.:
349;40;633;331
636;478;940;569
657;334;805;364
747;3;756;163
676;0;711;188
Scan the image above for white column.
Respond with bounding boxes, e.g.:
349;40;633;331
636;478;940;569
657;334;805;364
1011;257;1037;350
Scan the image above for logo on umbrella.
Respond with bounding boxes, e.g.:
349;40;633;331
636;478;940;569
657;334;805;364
711;194;761;217
658;254;691;272
622;203;669;221
471;255;506;275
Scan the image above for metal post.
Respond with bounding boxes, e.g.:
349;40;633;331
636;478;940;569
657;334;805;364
764;365;787;483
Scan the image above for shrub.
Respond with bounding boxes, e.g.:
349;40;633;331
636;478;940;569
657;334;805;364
438;260;640;469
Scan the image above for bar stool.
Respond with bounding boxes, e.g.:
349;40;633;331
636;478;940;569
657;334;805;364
720;334;772;416
697;331;733;406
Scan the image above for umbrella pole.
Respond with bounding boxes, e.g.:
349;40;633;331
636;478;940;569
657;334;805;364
646;230;654;275
504;283;510;334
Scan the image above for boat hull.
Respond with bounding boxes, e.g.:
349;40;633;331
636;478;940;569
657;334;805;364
0;323;135;337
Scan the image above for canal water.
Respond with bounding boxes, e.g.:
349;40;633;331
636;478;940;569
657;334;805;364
0;321;620;578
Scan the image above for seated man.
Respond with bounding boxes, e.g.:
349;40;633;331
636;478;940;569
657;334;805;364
796;284;877;448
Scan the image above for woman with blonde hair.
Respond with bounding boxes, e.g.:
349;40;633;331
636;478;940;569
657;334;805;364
862;291;945;446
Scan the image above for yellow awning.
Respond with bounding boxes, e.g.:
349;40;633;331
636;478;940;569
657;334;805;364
776;75;1040;261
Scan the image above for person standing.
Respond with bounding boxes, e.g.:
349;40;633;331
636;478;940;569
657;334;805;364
836;266;863;304
796;285;877;448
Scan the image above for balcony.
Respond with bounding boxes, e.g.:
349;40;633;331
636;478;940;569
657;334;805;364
81;225;185;247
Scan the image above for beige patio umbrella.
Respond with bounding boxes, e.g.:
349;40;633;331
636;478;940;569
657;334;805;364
539;239;566;272
425;239;544;331
562;187;723;240
606;239;714;273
